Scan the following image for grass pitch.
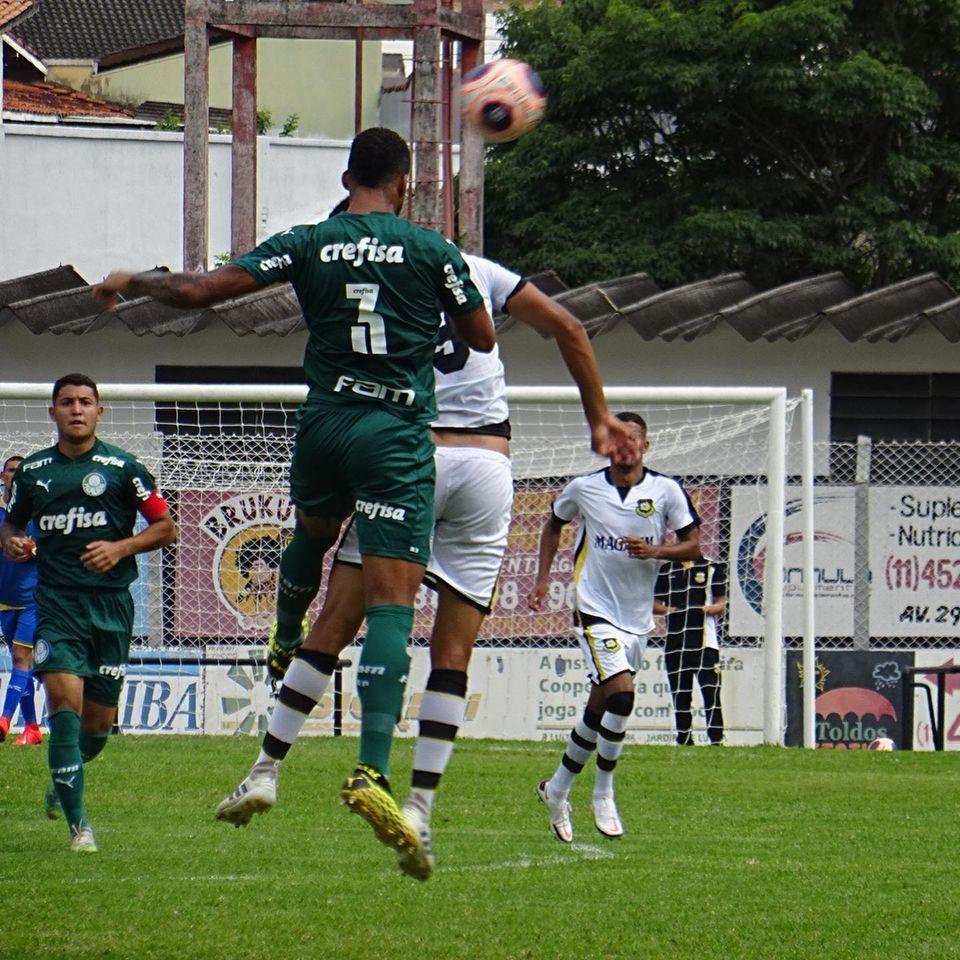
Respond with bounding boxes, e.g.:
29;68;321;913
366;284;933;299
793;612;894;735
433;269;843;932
2;736;956;960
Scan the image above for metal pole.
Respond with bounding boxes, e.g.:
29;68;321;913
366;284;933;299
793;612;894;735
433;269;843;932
763;389;788;744
801;388;816;749
936;674;946;751
853;434;872;650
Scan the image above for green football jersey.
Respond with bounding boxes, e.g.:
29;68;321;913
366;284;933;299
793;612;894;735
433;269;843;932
232;211;485;423
6;439;161;590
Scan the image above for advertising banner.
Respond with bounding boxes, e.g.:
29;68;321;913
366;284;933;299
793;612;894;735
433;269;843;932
202;644;764;744
907;652;960;752
176;481;721;644
729;486;854;637
784;650;913;748
869;488;960;637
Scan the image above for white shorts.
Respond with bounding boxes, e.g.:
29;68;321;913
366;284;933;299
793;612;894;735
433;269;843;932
335;445;513;610
574;613;648;685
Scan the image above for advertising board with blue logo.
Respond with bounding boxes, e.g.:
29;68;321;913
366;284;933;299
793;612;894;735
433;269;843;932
730;486;855;637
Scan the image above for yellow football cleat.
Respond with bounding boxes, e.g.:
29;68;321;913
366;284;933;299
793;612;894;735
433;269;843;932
340;765;430;879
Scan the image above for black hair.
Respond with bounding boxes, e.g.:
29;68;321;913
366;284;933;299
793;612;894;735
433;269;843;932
52;373;99;404
615;411;647;432
2;455;24;472
347;127;410;189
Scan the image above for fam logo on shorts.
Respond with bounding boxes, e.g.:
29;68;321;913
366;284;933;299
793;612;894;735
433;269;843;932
34;639;50;665
635;499;655;517
82;472;107;497
201;493;296;628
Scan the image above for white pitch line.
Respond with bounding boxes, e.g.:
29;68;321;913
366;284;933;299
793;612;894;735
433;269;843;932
440;843;615;874
68;874;258;884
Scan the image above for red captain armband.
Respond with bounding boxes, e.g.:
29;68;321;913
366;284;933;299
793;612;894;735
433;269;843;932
138;490;170;522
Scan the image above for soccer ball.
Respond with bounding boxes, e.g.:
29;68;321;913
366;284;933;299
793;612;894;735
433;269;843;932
460;59;546;143
868;737;896;751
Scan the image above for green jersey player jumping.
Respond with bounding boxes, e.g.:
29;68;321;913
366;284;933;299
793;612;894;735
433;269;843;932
93;128;494;871
0;373;177;853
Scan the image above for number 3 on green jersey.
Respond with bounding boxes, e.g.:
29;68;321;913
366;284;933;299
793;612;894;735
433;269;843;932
347;283;387;355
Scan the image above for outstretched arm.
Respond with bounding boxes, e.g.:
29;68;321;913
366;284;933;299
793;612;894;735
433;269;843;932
93;265;262;311
506;284;637;461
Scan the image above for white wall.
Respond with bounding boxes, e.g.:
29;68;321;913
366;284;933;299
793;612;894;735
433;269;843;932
2;315;959;452
0;124;351;281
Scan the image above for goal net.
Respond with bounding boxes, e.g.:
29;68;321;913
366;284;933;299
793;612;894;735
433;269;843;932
0;384;796;744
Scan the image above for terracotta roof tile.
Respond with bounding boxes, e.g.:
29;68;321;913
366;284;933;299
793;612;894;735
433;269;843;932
0;0;34;31
3;78;133;119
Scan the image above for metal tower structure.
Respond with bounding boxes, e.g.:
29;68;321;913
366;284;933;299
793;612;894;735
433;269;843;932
182;0;486;271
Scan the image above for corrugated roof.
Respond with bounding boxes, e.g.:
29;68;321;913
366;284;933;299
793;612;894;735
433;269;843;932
134;100;234;131
12;0;184;61
3;79;134;121
823;273;956;342
1;265;957;344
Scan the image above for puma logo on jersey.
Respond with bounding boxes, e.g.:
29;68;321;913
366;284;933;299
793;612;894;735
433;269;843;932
320;237;404;265
355;499;407;523
333;375;415;407
36;478;52;491
38;506;108;535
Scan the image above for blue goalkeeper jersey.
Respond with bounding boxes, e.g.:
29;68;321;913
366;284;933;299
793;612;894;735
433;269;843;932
0;505;38;609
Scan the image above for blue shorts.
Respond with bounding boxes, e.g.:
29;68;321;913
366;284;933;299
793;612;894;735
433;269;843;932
1;606;38;650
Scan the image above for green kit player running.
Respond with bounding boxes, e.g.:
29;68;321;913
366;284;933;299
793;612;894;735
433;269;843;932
0;373;177;853
93;128;494;867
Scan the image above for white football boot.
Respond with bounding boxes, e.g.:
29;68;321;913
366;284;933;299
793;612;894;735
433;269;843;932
591;794;624;839
215;761;278;826
537;779;573;843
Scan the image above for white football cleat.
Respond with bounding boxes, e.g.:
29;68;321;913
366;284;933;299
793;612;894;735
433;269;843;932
537;779;573;843
591;794;624;839
70;823;98;854
396;800;435;881
215;762;278;827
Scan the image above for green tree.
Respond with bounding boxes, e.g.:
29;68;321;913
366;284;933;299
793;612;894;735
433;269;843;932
485;0;960;288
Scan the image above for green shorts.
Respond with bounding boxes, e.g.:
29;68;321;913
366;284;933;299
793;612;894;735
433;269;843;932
32;585;134;707
290;402;435;563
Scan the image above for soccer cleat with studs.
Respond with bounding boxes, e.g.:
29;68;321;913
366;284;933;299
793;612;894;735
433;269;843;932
215;762;279;826
340;764;427;868
0;715;9;742
591;794;624;839
70;822;98;854
396;799;435;882
537;779;573;843
44;782;63;820
14;722;42;745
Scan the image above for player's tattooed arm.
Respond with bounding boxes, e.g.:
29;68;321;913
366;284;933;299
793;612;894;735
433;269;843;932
93;265;261;311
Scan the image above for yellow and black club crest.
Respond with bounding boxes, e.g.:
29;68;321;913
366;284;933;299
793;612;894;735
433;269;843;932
635;499;655;517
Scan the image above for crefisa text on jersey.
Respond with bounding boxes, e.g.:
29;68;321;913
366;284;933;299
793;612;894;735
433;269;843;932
38;505;108;535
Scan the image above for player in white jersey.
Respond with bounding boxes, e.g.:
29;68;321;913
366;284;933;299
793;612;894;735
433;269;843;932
530;413;701;841
215;247;638;880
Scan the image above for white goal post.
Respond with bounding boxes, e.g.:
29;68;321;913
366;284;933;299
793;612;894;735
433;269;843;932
0;382;800;745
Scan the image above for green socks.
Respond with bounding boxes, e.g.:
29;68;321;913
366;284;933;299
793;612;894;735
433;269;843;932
48;710;85;830
275;524;325;646
357;604;414;776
